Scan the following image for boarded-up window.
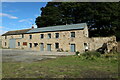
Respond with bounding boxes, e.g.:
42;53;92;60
23;42;27;46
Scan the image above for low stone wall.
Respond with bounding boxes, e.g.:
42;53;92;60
88;36;117;51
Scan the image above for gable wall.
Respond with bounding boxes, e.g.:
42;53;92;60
2;34;23;48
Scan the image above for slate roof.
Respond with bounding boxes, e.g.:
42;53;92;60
27;23;87;33
2;23;87;36
2;29;32;36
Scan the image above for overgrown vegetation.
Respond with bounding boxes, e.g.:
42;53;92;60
80;51;101;60
75;51;80;55
3;52;119;78
82;51;101;57
76;51;118;60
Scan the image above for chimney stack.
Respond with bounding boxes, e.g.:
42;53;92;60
31;24;34;29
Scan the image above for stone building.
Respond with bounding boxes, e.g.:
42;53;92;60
1;23;117;53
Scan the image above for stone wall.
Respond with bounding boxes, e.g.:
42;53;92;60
20;29;88;52
2;24;117;53
1;34;22;48
1;28;89;52
88;36;117;52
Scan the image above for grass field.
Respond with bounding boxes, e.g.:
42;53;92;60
2;52;119;78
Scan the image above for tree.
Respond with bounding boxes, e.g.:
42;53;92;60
35;2;120;41
35;2;62;27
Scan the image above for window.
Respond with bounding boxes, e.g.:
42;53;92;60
29;43;32;48
48;33;51;39
5;42;6;46
23;42;27;46
84;43;88;51
5;36;7;39
18;42;20;46
84;43;87;46
22;34;24;38
29;35;32;39
34;43;38;47
55;33;59;38
71;32;75;38
55;43;59;49
40;34;44;39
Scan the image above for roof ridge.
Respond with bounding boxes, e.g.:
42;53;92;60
27;23;86;33
37;23;87;29
8;28;32;32
2;28;32;36
2;23;87;36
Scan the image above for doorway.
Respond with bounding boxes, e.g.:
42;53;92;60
70;44;75;52
9;39;16;48
40;43;44;51
47;44;51;51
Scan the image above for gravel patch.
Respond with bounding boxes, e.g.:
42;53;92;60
1;49;75;62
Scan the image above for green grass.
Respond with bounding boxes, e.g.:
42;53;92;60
2;53;119;78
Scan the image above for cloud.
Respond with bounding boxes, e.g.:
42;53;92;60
0;13;18;19
0;26;4;28
0;29;7;35
0;26;12;30
0;26;14;35
33;24;37;28
18;19;27;22
18;18;33;24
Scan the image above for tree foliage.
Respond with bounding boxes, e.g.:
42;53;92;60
35;2;120;41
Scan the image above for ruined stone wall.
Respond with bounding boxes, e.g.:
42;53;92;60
88;36;117;51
